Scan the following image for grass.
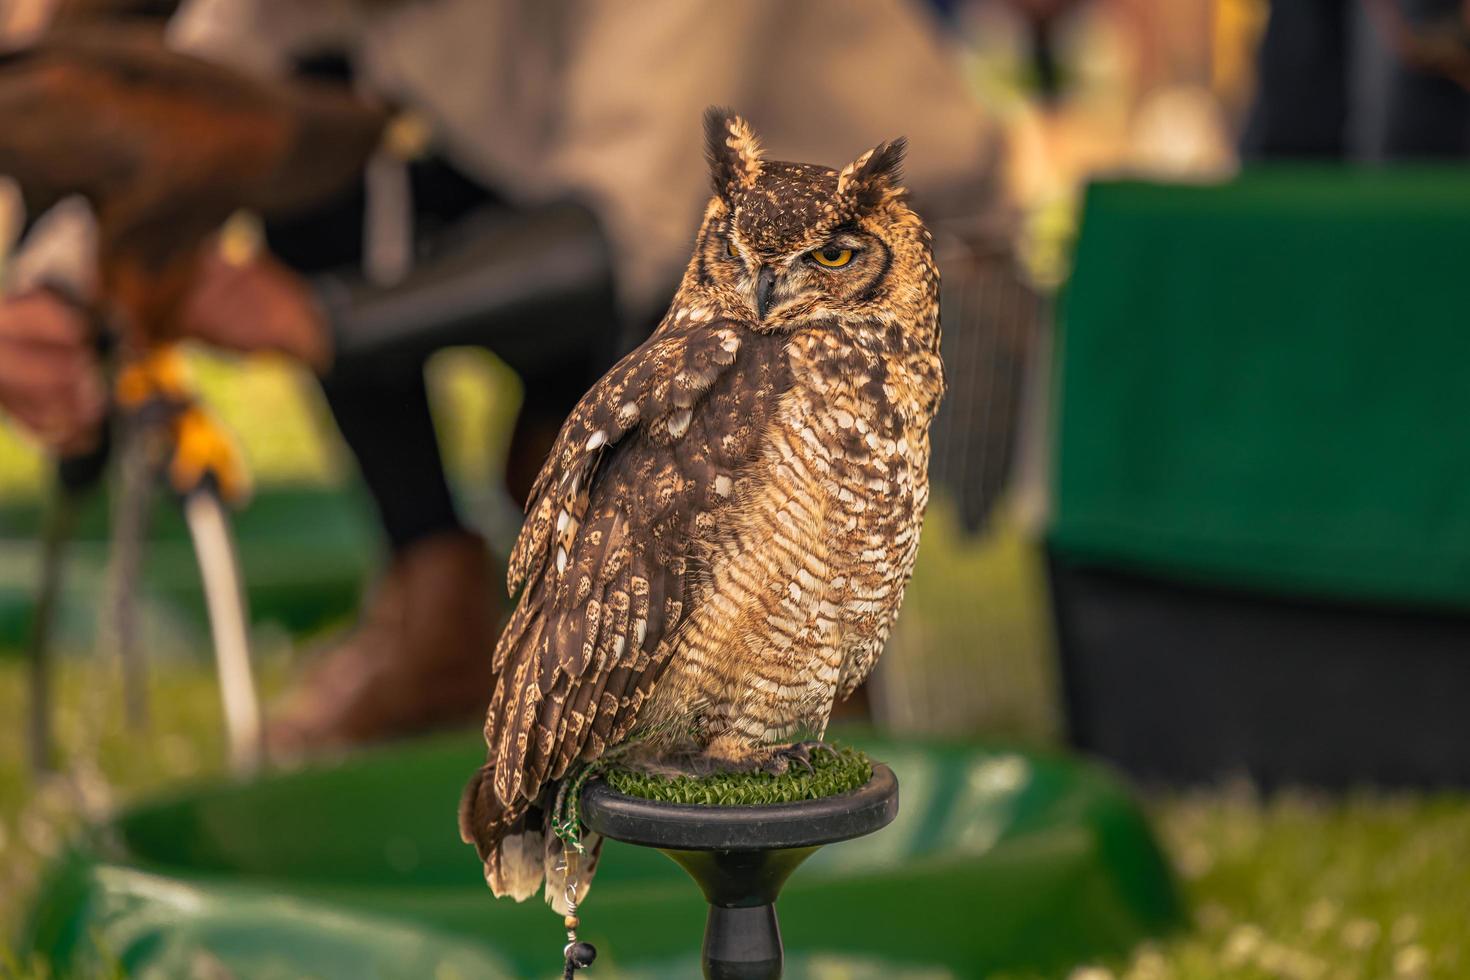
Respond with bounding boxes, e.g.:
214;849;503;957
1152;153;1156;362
0;658;294;951
603;745;873;806
1070;787;1470;980
3;354;1470;978
0;659;232;978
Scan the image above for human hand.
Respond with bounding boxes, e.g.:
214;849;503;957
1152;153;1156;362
177;244;333;373
0;290;105;454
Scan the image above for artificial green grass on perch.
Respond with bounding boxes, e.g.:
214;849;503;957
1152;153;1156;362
603;743;874;806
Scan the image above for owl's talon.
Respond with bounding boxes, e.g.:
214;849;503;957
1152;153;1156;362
760;740;834;776
113;346;251;504
167;405;250;503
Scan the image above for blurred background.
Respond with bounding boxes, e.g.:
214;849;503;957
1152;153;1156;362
4;0;1470;977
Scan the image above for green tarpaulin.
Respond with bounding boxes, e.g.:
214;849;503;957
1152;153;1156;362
1052;169;1470;609
20;734;1182;978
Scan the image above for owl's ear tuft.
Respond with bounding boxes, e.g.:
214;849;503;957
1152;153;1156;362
704;106;764;197
836;137;908;209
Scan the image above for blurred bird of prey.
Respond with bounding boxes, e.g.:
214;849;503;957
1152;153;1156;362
0;3;392;350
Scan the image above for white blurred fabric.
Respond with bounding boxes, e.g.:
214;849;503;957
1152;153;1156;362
168;0;1010;318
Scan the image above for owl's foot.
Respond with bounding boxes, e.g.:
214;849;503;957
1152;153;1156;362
627;739;837;778
756;740;839;776
696;737;837;776
622;747;724;779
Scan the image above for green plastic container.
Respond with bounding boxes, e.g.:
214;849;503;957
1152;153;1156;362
19;733;1182;978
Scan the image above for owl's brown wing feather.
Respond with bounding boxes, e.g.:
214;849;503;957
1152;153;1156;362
506;317;743;595
463;317;792;867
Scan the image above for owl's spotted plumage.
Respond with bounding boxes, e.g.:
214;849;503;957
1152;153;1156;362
460;108;943;908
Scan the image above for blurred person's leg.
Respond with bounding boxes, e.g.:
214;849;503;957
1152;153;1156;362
320;369;462;551
262;156;504;753
1381;0;1470;157
1240;0;1351;159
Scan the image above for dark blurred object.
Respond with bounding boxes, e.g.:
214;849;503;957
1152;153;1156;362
266;49;617;532
929;0;1089;102
1241;0;1352;158
262;145;616;543
1050;558;1470;789
1365;0;1470;90
1028;14;1063;103
1050;172;1470;788
928;242;1041;534
234;34;620;750
325;202;616;381
1242;0;1470;160
26;295;112;771
1004;0;1092;103
50;0;181;25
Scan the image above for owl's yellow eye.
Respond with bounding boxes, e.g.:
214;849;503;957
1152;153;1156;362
726;238;739;259
811;246;853;268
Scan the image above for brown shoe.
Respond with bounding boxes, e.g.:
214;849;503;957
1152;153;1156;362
266;530;499;758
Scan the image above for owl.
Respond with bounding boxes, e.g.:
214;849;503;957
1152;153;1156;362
460;108;944;908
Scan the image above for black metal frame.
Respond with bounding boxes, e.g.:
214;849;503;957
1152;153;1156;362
1048;549;1470;789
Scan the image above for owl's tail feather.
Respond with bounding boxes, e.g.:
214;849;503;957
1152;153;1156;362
460;766;604;911
459;763;542;901
492;820;547;902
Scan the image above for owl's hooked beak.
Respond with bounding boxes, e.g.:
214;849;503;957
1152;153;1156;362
755;265;778;320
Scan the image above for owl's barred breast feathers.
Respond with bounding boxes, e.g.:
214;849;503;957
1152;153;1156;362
461;108;943;909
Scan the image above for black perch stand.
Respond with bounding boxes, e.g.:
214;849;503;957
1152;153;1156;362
580;763;899;980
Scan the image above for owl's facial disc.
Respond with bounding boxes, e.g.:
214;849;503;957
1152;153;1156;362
709;217;889;324
745;227;888;324
699;151;899;326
